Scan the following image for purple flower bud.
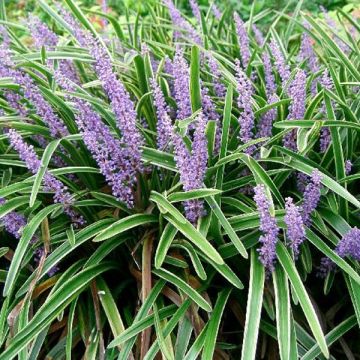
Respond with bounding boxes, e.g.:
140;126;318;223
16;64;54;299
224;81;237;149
173;47;192;121
235;59;255;153
283;69;306;151
254;184;279;273
284;197;305;258
269;39;290;88
150;78;173;150
345;160;352;175
234;13;251;69
301;169;322;226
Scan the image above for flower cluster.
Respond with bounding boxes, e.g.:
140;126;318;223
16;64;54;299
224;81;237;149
207;54;226;98
319;69;333;152
254;185;279;273
173;47;192;121
150;78;173;150
7;130;84;226
335;227;360;260
235;59;255;152
257;93;278;138
269;38;290;88
283;69;307;151
55;73;136;207
234;13;251;69
189;0;201;23
80;32;143;176
301;169;322;226
173;113;208;223
284;197;305;258
163;0;201;45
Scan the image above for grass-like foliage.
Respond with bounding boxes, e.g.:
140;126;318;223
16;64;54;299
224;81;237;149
0;0;359;359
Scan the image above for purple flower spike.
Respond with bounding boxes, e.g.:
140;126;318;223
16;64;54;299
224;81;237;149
56;72;136;207
207;54;226;98
252;24;264;47
8;130;84;226
336;227;360;261
298;23;319;74
283;69;306;151
83;33;143;175
262;51;276;97
163;0;201;45
173;113;208;224
189;0;201;23
173;47;192;121
285;197;305;258
235;59;255;152
212;4;222;20
234;13;251;69
269;38;290;88
28;15;58;49
318;227;360;277
0;198;27;240
254;184;279;273
319;69;333;152
345;160;352;175
257;93;278;138
301;169;322;226
0;39;68;138
150;78;173;150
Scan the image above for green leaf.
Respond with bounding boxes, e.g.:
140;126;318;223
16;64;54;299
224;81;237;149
240;249;265;360
190;46;201;113
65;298;78;360
167;188;222;203
277;243;329;358
66;225;75;247
144;300;192;360
151;191;224;265
3;204;62;297
206;196;247;258
201;288;232;360
109;305;178;348
96;277;125;340
93;214;157;242
273;266;290;360
1;263;114;360
301;316;356;360
153;268;212;312
155;223;178;269
0;196;29;219
29;139;62;207
153;303;175;360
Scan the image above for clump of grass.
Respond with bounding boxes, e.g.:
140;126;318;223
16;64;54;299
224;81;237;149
0;1;359;359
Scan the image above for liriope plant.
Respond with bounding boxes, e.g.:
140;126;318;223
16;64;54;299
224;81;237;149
0;0;359;359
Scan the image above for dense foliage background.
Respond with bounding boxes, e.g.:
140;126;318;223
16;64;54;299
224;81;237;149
0;0;359;359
